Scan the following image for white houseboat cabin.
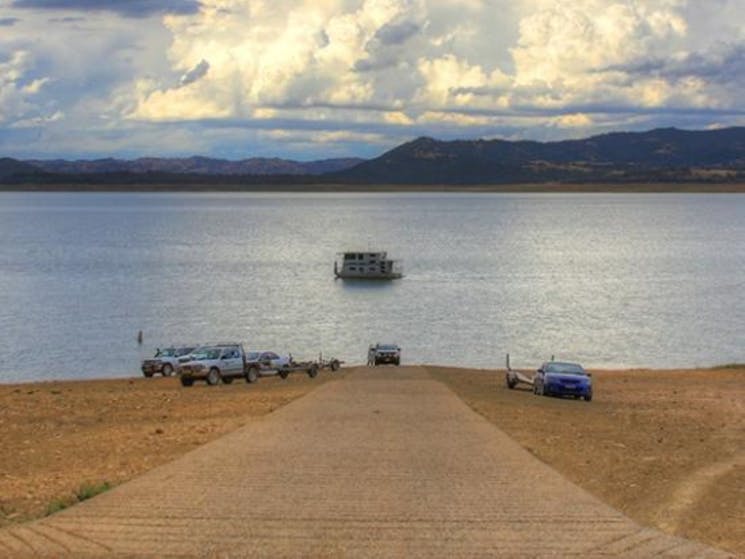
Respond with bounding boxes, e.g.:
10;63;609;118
334;251;403;280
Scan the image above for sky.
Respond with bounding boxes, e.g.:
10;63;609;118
0;0;743;161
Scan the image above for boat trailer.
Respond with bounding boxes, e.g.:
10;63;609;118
277;353;343;380
505;353;535;389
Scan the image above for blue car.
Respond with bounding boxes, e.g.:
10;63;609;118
533;361;592;401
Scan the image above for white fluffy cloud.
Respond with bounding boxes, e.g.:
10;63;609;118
1;0;744;158
0;50;50;124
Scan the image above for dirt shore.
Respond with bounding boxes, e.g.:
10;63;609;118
429;365;745;555
1;366;742;555
0;371;346;527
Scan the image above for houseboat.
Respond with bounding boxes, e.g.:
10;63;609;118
334;251;403;280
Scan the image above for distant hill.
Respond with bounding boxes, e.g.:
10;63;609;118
0;158;42;178
2;127;744;187
26;156;364;176
334;127;745;184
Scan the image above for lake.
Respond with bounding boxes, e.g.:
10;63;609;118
0;191;743;382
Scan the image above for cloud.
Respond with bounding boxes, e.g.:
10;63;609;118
603;43;745;86
2;0;745;159
373;20;420;45
0;17;20;26
0;50;52;125
179;59;209;87
48;16;87;23
10;0;202;18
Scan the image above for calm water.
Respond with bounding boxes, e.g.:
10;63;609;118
0;192;743;382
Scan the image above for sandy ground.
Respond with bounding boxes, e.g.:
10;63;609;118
0;365;742;555
0;370;346;527
428;365;745;555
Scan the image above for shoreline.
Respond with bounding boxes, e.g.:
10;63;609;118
1;365;742;554
3;362;742;386
2;182;745;193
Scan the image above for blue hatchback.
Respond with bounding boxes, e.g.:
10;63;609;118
533;361;592;401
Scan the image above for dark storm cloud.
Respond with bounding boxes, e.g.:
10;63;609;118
353;56;397;73
373;20;420;45
353;19;421;72
48;16;86;22
449;85;507;97
179;59;209;87
602;43;745;85
0;17;20;26
11;0;202;18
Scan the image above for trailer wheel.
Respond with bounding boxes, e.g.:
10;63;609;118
330;359;340;372
246;367;259;384
307;364;319;378
206;368;221;386
506;374;517;389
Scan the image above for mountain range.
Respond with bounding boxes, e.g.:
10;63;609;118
2;127;744;187
25;156;364;176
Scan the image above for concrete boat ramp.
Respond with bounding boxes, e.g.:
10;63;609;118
0;367;730;557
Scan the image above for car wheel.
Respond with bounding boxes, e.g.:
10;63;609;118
246;367;259;384
307;364;319;378
279;367;289;380
180;376;193;387
330;359;340;372
161;364;174;377
143;371;153;378
206;368;221;386
584;393;592;402
222;377;233;384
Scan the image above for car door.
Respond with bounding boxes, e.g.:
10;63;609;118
222;347;242;377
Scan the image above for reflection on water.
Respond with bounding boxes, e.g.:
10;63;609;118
0;192;743;381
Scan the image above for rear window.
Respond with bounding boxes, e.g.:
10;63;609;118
545;362;586;375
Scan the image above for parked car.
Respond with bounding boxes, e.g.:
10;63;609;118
533;361;593;401
370;343;401;366
244;350;292;383
179;344;245;386
141;345;197;378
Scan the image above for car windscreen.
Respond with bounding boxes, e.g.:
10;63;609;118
377;345;399;351
545;362;586;375
176;347;196;356
246;352;260;360
192;349;221;360
155;348;176;357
